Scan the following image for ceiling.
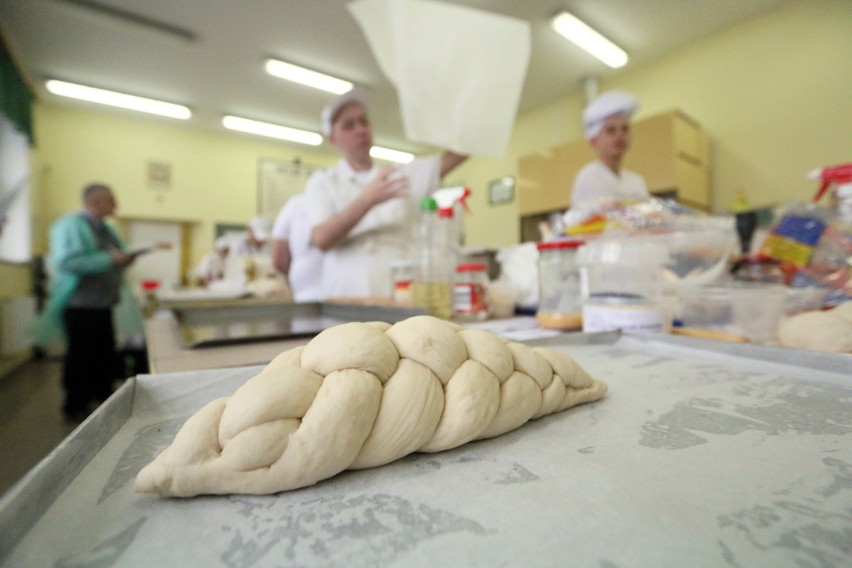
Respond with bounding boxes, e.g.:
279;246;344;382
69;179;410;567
0;0;789;156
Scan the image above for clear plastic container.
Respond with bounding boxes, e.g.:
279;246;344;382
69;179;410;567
390;259;414;305
577;238;670;333
536;240;584;330
453;263;489;321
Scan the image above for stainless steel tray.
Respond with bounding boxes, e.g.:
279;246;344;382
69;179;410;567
2;331;851;567
173;302;426;348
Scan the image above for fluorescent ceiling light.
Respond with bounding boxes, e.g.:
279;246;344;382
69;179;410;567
222;115;322;146
264;59;353;94
550;12;628;69
370;146;414;164
45;79;191;119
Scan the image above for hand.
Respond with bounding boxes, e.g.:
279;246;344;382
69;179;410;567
110;250;135;266
363;165;409;206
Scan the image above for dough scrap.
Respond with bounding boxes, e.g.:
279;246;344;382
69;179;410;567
778;301;852;353
135;315;607;497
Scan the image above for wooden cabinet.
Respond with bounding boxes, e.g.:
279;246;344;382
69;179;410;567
517;109;711;221
624;110;710;210
516;138;595;216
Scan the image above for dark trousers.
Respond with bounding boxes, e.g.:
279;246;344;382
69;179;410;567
61;307;120;415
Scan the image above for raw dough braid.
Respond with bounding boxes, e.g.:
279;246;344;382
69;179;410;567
134;315;607;497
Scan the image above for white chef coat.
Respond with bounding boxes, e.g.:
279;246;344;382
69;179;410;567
195;251;226;283
271;193;324;302
305;155;441;299
571;159;650;207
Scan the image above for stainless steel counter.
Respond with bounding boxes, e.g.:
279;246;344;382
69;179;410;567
2;332;850;567
145;299;425;373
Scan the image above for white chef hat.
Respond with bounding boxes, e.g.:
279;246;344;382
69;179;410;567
321;88;369;137
583;91;639;140
214;236;230;251
249;216;269;241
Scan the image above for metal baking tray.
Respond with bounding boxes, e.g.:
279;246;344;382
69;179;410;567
173;302;426;348
1;331;850;567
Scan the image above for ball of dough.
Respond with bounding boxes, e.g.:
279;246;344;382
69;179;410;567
778;302;852;353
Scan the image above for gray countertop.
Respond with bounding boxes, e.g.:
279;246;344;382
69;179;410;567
2;332;851;567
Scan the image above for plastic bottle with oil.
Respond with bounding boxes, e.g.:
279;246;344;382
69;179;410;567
412;196;453;319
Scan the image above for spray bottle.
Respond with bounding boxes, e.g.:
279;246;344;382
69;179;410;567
809;163;852;204
808;163;852;271
432;186;474;319
432;186;472;269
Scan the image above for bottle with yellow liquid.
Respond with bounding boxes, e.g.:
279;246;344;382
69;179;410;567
412;196;453;319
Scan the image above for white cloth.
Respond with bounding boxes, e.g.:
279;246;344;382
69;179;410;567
305;155;441;299
271;193;324;302
571;160;650;207
348;0;530;157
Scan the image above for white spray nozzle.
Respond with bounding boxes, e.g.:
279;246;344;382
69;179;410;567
433;186;471;217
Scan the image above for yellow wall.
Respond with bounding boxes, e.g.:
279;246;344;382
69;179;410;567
455;0;852;246
27;0;852;260
32;104;338;267
0;262;32;375
0;262;30;298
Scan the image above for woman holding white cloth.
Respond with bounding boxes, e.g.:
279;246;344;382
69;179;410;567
306;89;467;299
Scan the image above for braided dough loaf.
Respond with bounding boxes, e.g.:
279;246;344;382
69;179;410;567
134;315;607;497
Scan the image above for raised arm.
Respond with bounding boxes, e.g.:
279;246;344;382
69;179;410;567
271;238;292;278
440;151;469;177
310;165;409;251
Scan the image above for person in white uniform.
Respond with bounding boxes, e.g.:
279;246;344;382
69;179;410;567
305;88;467;299
571;91;650;207
195;236;230;285
271;193;323;302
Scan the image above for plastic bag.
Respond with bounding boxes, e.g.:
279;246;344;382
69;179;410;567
494;242;539;309
559;197;739;289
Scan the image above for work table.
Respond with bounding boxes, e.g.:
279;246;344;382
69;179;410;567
144;296;426;374
3;332;850;567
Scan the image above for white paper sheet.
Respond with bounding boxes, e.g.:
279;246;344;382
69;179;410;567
348;0;530;157
0;177;26;221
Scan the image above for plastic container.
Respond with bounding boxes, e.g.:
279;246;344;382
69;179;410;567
139;279;161;317
536;240;584;330
390;259;414;305
783;286;826;317
676;282;790;343
453;263;490;321
731;257;786;284
412;196;453;319
676;284;745;341
577;238;670;333
729;282;787;343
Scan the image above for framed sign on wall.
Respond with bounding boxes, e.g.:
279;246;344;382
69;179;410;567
488;176;515;206
257;157;320;221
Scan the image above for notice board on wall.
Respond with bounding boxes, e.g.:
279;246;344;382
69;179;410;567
256;158;321;223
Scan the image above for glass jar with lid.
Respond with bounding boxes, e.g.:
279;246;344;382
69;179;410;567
453;263;490;320
536;240;584;330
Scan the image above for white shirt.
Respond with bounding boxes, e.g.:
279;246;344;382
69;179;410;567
571;159;650;207
271;193;324;302
195;251;226;282
305;155;441;299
